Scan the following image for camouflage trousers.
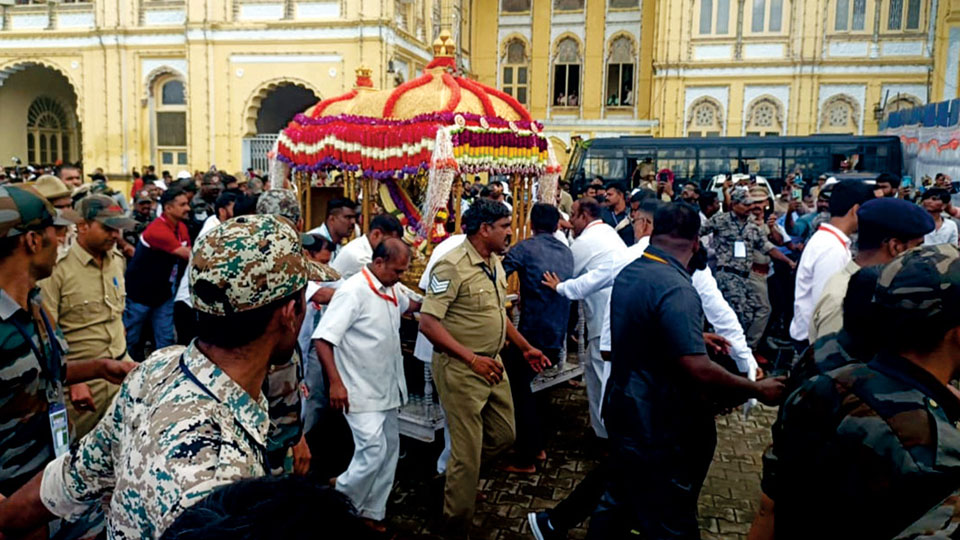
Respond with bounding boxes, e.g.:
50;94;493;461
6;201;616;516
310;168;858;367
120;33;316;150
716;271;764;340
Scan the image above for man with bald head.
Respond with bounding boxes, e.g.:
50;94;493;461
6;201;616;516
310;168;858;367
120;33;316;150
313;237;420;531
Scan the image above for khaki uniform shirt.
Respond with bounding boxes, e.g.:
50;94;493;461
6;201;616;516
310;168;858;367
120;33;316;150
421;239;508;358
40;243;127;362
808;259;860;343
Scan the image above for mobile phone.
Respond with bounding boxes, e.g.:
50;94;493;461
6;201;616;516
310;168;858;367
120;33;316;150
792;188;802;200
902;176;913;188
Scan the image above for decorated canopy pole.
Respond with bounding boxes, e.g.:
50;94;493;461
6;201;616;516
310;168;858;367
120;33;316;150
270;30;560;259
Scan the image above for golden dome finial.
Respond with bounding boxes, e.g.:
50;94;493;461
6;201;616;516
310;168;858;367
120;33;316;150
434;29;455;58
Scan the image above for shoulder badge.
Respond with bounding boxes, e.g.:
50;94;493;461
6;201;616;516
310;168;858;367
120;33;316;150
429;275;450;294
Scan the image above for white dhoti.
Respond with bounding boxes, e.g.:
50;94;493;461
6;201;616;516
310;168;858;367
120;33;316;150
584;336;609;439
336;408;400;521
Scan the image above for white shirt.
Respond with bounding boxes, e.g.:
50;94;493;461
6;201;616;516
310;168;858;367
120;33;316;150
923;217;959;247
557;220;626;340
790;223;851;342
332;234;374;279
413;234;467;362
174;215;220;306
313;267;410;412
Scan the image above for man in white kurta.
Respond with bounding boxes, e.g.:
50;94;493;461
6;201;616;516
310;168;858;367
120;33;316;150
313;239;417;523
555;199;625;439
330;214;404;279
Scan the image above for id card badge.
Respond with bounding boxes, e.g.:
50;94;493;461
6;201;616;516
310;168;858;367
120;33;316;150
734;241;747;258
48;402;70;458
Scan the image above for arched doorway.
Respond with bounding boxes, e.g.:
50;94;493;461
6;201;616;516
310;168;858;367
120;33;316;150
242;81;320;171
256;84;318;133
0;63;80;169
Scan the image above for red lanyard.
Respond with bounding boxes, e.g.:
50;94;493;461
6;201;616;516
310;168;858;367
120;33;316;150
362;267;397;306
584;220;604;232
817;226;848;248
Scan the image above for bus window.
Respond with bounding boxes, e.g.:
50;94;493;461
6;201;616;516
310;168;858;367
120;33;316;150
657;146;696;185
739;146;782;180
583;156;626;181
697;146;738;184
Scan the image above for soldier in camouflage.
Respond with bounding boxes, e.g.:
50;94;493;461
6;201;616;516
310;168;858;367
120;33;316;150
0;186;134;538
0;214;330;540
759;244;960;540
701;187;797;333
255;187;339;475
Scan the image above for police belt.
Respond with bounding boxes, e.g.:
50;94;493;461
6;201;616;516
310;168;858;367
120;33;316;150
716;266;751;279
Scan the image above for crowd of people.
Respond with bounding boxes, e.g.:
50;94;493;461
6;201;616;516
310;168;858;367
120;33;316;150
0;159;958;540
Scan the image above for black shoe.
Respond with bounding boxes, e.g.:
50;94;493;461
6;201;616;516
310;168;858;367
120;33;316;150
528;512;562;540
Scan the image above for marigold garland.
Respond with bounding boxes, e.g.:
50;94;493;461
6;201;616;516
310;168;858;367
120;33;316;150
441;73;462;113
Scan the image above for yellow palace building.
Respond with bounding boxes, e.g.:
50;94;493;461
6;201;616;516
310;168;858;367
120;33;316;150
1;0;959;179
0;0;470;179
469;0;960;149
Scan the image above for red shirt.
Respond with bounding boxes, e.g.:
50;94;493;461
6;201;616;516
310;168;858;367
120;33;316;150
141;215;190;253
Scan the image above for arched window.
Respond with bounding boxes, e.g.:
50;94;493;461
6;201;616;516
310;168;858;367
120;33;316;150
886;0;922;31
698;0;731;35
553;38;581;108
883;95;921;116
501;39;529;105
834;0;868;31
605;36;636;108
745;96;784;136
501;0;531;12
687;97;724;137
820;95;859;134
155;78;187;168
27;96;72;165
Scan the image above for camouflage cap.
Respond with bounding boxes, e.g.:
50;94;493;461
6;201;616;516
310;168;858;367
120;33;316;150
189;214;331;315
256;189;301;226
874;244;960;319
730;187;753;205
77;194;137;230
0;185;60;237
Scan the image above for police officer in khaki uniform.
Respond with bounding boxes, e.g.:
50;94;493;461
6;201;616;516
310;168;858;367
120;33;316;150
39;195;137;438
419;199;550;537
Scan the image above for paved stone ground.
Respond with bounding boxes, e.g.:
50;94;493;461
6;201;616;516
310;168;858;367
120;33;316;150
386;383;778;539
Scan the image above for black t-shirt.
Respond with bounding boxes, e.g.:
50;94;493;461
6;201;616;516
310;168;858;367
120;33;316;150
604;244;708;447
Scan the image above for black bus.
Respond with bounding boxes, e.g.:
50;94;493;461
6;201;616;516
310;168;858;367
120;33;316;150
563;135;903;194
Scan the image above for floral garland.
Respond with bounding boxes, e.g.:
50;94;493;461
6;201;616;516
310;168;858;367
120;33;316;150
383;178;426;235
311;89;359;118
382;74;434;119
278;112;551;178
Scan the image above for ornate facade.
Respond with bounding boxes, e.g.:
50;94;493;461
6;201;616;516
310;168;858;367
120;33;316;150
470;0;960;150
0;0;466;177
3;0;960;179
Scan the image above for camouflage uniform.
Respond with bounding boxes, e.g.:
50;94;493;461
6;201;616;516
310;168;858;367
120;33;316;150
764;245;960;539
701;189;776;334
895;486;960;538
256;189;302;226
39;215;329;539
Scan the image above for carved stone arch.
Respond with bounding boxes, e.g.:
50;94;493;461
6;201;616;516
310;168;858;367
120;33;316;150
0;59;83;120
819;93;860;133
143;65;187;106
606;31;638;63
499;33;531;63
552;33;584;62
242;77;322;138
883;93;922;115
745;94;785;134
687;96;725;135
